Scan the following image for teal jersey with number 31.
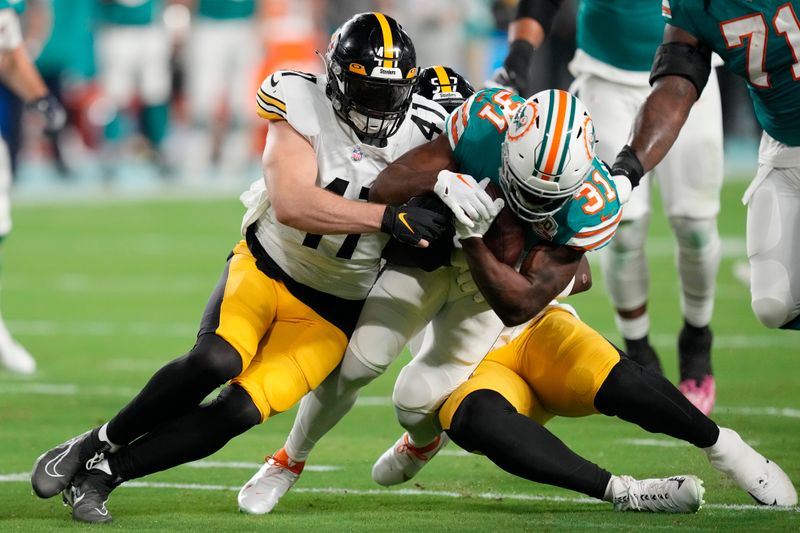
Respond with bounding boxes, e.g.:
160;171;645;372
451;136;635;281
664;0;800;146
445;88;622;252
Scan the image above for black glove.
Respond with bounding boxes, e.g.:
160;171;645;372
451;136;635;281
27;94;67;133
490;40;536;97
381;201;449;247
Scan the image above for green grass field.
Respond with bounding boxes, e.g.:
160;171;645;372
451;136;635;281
0;180;798;531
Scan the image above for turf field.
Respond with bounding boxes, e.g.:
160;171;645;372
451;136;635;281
0;179;797;532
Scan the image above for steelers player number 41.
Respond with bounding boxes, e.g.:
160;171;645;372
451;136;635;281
302;178;369;259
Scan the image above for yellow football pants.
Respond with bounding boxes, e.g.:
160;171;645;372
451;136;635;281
214;241;349;421
439;307;621;429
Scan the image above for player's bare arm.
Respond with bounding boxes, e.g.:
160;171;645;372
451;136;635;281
369;135;457;204
615;24;712;183
461;238;582;326
265;120;386;234
0;43;48;100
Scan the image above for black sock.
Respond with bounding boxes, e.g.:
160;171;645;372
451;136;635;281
109;385;260;481
447;389;612;500
106;334;242;445
594;357;719;448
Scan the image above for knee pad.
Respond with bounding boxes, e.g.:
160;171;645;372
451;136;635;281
669;216;720;252
751;258;795;328
392;363;454;415
448;390;515;452
669;217;721;326
187;334;242;383
600;216;650;311
339;348;383;391
211;385;261;431
609;216;649;254
752;295;793;329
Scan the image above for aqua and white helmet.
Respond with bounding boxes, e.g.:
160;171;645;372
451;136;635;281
500;89;597;222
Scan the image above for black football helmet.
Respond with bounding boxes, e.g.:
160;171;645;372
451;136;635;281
416;66;475;113
325;13;418;145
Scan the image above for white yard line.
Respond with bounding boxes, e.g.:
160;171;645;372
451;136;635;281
188;461;340;472
0;473;793;512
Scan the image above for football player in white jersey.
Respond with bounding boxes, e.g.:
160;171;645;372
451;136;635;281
30;13;450;524
0;0;65;374
490;0;723;414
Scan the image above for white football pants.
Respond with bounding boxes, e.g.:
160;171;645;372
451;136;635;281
571;70;723;328
745;134;800;329
284;264;504;460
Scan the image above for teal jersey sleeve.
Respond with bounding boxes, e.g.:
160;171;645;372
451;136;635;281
526;159;623;251
665;0;800;146
446;88;526;182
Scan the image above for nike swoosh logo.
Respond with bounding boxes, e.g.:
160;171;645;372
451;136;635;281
455;174;472;188
270;75;279;88
95;504;109;517
398;213;414;234
44;439;78;478
600;213;611;222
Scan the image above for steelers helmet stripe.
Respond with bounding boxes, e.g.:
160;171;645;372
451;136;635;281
432;66;452;92
373;12;395;68
534;89;557;175
257;89;286;112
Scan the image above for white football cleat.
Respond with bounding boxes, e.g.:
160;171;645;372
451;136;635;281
705;427;797;506
608;474;705;513
238;449;304;515
371;432;449;486
0;341;35;374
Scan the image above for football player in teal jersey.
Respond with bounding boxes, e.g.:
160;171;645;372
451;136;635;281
371;85;794;509
613;1;800;334
490;0;724;415
0;0;65;374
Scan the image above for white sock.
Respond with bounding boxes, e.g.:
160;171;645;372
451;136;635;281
98;423;122;453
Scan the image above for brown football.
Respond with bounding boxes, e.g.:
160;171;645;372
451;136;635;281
483;182;526;266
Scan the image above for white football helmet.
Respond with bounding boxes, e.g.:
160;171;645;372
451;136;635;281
499;89;597;222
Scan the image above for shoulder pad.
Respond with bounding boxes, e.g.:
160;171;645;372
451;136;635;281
256;70;321;139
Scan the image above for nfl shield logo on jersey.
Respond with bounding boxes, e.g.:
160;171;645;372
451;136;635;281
351;145;364;162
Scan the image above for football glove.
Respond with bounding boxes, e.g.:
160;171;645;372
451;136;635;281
455;179;504;240
382;201;448;247
486;40;536;97
434;170;497;228
27;94;67;133
611;174;632;205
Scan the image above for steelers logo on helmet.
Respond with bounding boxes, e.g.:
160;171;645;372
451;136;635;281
416;66;475;113
325;12;418;146
500;89;597;222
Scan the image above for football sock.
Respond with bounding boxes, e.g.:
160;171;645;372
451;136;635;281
594;358;719;448
285;353;382;462
447;389;612;500
678;321;713;381
670;216;721;328
109;385;259;481
398;408;443;448
97;423;121;453
106;333;242;446
616;313;650;341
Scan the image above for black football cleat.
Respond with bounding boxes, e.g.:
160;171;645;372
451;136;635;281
678;322;715;415
62;465;120;524
624;336;664;376
31;428;109;499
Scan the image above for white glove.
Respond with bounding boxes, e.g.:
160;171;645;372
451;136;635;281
455;178;505;240
434;170;498;227
611;174;632;205
456;267;485;304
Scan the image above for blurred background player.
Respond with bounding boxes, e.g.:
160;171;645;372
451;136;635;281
490;0;723;414
0;0;65;373
611;2;800;334
96;0;172;178
180;0;263;182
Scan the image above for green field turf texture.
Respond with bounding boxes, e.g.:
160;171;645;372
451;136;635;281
0;180;797;531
